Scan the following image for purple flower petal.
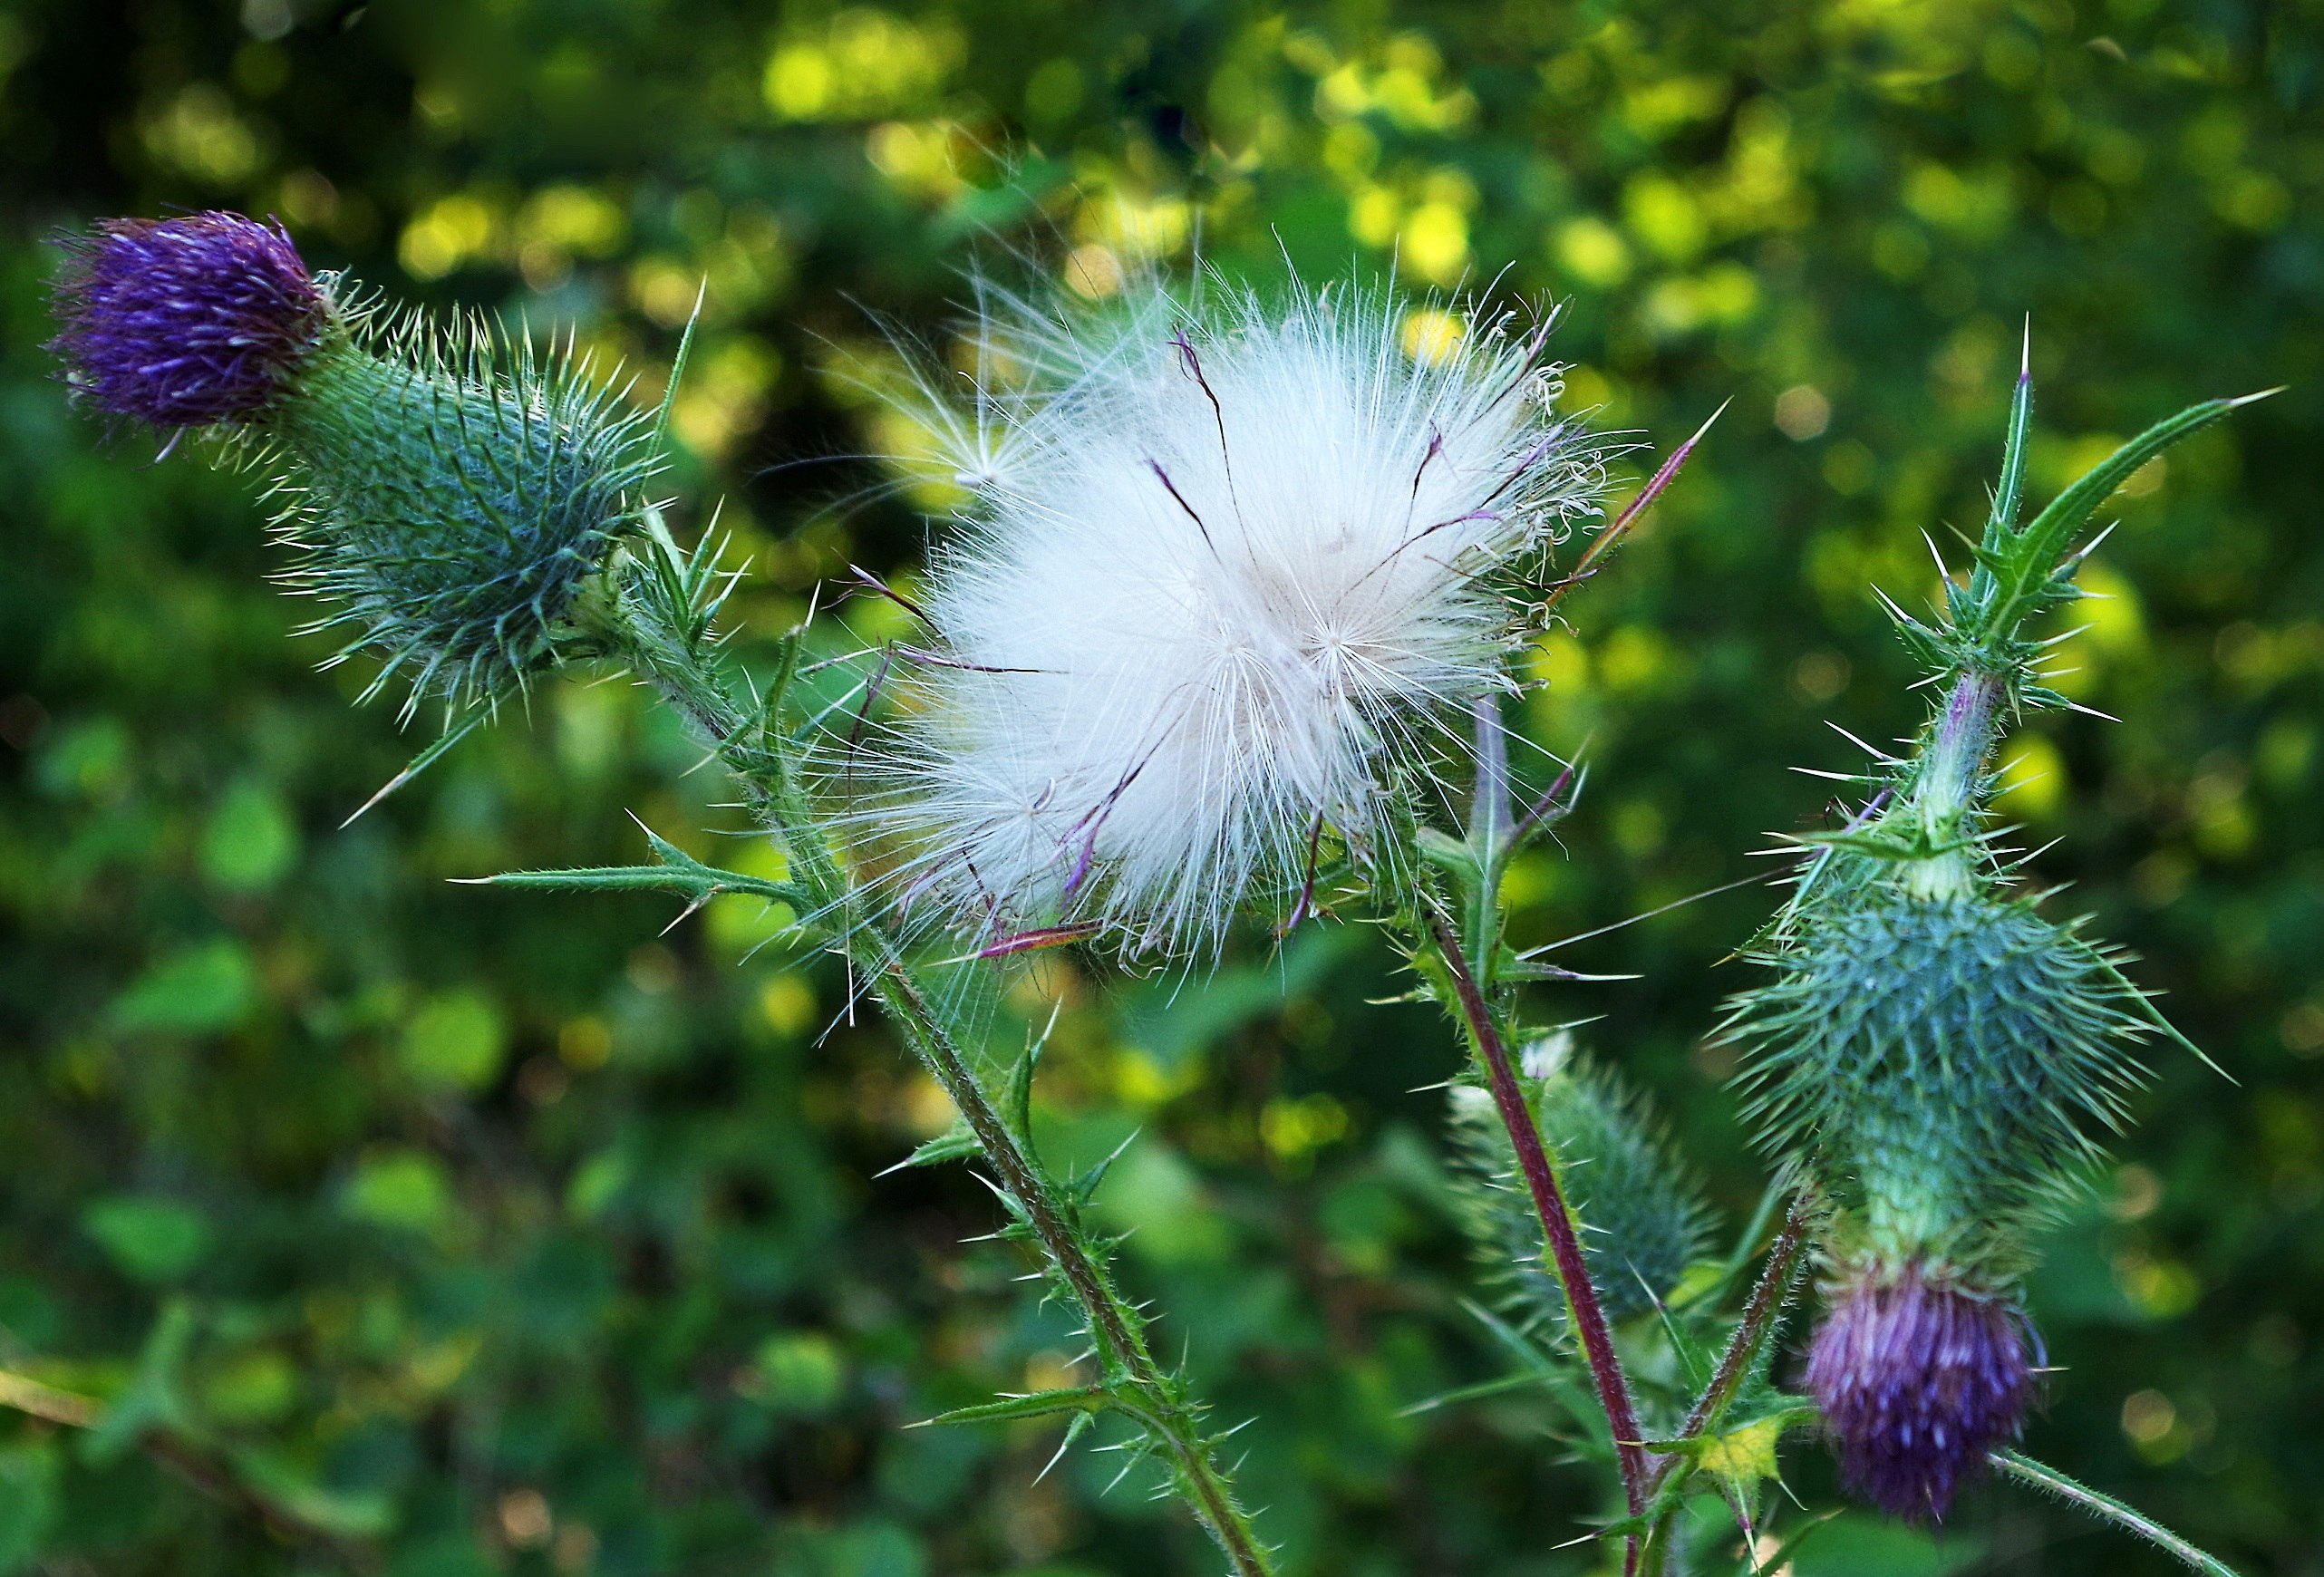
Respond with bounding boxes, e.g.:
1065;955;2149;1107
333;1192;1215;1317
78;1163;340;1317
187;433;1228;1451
1807;1264;2034;1522
51;211;325;429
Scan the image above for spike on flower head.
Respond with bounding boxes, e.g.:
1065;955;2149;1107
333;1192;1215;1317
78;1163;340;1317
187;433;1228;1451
50;211;326;429
847;275;1610;956
1807;1263;2034;1521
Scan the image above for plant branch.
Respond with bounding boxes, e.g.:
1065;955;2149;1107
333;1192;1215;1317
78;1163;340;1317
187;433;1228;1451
596;565;1273;1577
1990;1450;2240;1577
1420;905;1650;1526
1658;1189;1813;1480
0;1369;381;1569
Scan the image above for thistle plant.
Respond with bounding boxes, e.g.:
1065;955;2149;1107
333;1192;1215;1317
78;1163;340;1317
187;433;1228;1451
44;210;2261;1577
1721;347;2269;1526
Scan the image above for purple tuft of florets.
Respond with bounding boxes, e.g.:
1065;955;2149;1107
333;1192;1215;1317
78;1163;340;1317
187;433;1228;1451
50;211;325;429
1806;1265;2034;1522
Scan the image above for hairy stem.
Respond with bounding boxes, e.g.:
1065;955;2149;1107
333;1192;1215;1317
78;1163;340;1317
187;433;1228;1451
1658;1192;1813;1483
1917;669;2006;828
1421;907;1650;1533
605;587;1273;1577
1990;1450;2239;1577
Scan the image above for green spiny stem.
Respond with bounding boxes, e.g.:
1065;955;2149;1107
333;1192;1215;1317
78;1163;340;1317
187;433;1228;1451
1897;667;2008;902
600;580;1274;1577
1420;906;1650;1560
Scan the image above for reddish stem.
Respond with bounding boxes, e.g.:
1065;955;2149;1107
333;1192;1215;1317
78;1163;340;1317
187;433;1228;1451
1424;908;1650;1524
1654;1190;1814;1494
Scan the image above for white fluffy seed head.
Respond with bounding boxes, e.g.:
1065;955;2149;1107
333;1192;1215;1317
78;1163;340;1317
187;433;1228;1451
838;274;1608;957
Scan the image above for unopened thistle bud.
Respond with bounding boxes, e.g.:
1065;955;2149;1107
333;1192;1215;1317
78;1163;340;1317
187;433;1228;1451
49;210;656;710
1721;356;2243;1523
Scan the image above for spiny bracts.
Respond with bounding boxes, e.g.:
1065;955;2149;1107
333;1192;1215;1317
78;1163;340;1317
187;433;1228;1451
848;276;1608;956
1449;1035;1713;1331
1727;885;2147;1271
259;321;660;711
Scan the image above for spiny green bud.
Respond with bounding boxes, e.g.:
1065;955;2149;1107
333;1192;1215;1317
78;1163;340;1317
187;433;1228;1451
1723;856;2146;1524
1725;885;2146;1277
260;315;660;710
1450;1033;1713;1330
50;210;660;712
1722;353;2248;1524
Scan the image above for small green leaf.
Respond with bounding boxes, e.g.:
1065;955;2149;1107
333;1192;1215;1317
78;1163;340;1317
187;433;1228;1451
1990;343;2033;534
1415;826;1482;889
399;989;508;1092
226;1445;397;1539
1645;1405;1810;1491
196;1347;299;1427
0;1437;61;1576
84;1300;198;1465
889;1126;979;1172
109;941;257;1036
469;834;808;912
1973;393;2257;646
81;1196;212;1285
199;779;298;892
1072;1131;1138;1206
916;1386;1108;1427
750;1331;847;1417
342;1148;455;1236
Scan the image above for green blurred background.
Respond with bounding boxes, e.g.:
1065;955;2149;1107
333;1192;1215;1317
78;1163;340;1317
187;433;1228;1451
3;0;2320;1572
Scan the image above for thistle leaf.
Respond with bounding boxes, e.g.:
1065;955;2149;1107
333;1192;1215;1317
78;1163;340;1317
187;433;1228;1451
885;1125;980;1173
1955;390;2265;667
465;830;809;915
915;1386;1109;1427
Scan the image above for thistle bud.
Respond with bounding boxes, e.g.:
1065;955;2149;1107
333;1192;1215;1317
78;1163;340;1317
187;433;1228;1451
1806;1264;2033;1521
1726;880;2149;1519
50;211;327;428
1728;362;2234;1527
1448;1037;1714;1333
263;331;657;708
1732;887;2141;1269
51;211;657;710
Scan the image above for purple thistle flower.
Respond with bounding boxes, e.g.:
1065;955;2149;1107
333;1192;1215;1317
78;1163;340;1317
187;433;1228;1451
1806;1264;2034;1522
50;211;326;430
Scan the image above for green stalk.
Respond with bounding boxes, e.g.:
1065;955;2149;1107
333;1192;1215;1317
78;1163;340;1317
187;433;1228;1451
594;554;1275;1577
1990;1451;2240;1577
